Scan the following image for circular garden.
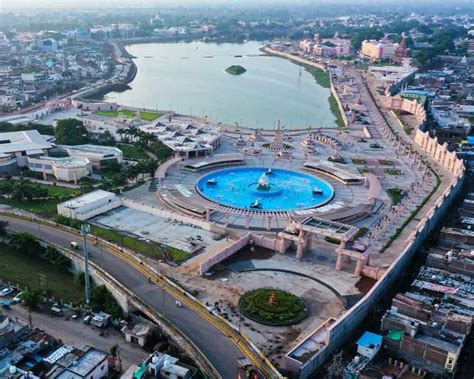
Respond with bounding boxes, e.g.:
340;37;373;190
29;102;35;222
238;288;308;326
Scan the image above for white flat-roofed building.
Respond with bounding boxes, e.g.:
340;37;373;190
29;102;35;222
27;156;92;183
58;144;123;169
57;189;120;220
45;346;109;379
0;130;53;167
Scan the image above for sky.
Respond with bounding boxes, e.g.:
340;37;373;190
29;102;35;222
0;0;469;10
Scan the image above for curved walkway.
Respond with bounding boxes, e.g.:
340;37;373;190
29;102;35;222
228;260;343;298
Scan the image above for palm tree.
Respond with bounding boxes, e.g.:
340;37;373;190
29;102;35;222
116;128;128;143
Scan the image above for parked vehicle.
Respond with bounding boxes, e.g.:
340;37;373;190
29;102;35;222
70;241;79;249
1;300;11;309
83;315;93;324
50;306;63;317
12;292;23;303
0;288;14;297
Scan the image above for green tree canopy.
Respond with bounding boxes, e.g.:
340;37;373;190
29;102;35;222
55;119;89;145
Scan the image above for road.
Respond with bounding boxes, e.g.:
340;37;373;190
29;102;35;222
0;215;244;378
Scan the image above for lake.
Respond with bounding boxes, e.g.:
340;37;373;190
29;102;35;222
105;41;337;130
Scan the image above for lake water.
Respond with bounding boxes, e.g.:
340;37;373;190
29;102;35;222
105;41;336;129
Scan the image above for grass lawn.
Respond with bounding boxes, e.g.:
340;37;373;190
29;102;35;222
358;167;370;174
304;65;331;88
328;94;346;128
387;188;407;204
94;109;161;121
118;144;149;160
90;225;190;263
352;158;367;165
379;159;394;166
328;156;346;164
0;243;84;304
384;168;402;175
0;184;77;216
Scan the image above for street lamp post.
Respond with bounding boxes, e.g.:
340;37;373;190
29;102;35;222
81;224;91;305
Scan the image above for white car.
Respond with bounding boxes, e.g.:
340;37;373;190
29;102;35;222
0;288;14;297
12;292;23;303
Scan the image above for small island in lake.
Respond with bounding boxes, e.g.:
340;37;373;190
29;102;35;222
225;65;247;75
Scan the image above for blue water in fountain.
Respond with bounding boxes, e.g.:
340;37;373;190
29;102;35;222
196;167;334;211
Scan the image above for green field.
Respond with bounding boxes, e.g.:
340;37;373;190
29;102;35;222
239;289;308;326
117;144;149;160
387;188;406;204
384;168;402;175
0;243;83;304
0;184;77;216
304;65;331;88
328;94;346;128
94;109;162;121
90;225;190;263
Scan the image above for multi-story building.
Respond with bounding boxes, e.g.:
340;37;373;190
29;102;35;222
45;345;109;379
27;155;92;183
361;39;398;61
58;144;123;169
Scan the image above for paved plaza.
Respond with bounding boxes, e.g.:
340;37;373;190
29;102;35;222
92;206;225;254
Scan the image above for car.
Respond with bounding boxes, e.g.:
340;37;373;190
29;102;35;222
12;292;23;303
83;315;93;324
0;288;14;297
50;306;63;317
70;241;79;249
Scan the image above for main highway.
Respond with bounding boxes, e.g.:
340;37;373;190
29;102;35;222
0;214;260;378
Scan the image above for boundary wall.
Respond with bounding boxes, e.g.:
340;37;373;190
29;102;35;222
286;75;467;378
288;171;465;378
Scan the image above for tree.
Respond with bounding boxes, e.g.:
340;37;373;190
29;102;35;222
0;220;8;241
11;179;48;202
43;245;71;271
90;285;123;319
55;119;89;145
22;288;42;309
9;232;42;256
144;159;159;178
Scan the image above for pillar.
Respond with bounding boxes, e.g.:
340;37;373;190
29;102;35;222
266;215;273;231
224;212;230;227
296;239;305;260
206;207;211;222
354;258;364;276
336;251;344;271
245;214;252;230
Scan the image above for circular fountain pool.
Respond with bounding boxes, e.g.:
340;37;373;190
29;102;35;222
196;167;334;211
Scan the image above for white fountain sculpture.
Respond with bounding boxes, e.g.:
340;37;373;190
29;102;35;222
257;172;270;190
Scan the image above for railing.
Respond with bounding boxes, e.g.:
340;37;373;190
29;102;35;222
0;211;282;379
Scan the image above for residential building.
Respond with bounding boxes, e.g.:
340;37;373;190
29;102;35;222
122;322;153;347
45;345;109;379
57;189;120;220
131;351;194;379
0;315;29;350
356;331;383;360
